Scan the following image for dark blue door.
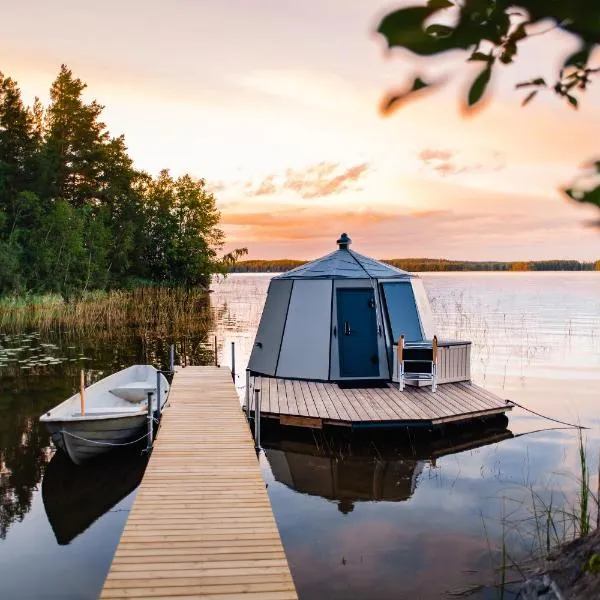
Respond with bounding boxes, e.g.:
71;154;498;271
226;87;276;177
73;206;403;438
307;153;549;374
337;288;379;378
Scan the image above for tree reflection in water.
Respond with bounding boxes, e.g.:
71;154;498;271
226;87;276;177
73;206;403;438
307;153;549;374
0;299;214;541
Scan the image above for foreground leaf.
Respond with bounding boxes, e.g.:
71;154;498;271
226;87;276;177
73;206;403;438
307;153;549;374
468;65;492;107
522;90;538;106
381;77;432;114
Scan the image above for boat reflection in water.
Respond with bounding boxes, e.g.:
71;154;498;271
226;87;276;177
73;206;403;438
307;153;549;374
42;448;148;545
261;416;512;512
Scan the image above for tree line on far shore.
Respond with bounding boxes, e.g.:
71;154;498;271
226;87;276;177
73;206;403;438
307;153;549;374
232;258;600;273
0;65;243;300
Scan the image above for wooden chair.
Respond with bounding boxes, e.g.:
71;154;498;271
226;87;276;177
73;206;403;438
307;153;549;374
397;335;438;392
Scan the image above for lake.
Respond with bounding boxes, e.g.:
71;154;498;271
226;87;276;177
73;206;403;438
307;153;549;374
1;272;599;599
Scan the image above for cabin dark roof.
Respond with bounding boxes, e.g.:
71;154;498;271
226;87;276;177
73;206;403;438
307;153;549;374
273;248;414;280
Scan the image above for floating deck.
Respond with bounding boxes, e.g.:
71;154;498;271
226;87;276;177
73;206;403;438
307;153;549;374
100;366;298;600
248;376;511;429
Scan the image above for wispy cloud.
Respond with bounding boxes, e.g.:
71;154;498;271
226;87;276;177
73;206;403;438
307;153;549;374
418;148;505;176
212;161;370;200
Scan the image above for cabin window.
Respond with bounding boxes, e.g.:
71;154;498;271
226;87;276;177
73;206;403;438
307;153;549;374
411;279;434;339
381;282;423;342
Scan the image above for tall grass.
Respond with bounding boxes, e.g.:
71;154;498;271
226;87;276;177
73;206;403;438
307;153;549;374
578;429;591;537
0;287;213;337
465;434;600;599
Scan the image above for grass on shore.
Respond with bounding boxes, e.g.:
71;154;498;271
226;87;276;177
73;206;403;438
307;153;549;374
0;287;213;336
453;430;600;598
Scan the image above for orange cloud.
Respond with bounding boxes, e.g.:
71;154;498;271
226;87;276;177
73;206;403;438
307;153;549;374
217;162;370;200
418;148;505;177
282;162;369;198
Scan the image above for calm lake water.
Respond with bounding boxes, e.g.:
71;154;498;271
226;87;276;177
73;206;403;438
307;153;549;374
1;272;599;599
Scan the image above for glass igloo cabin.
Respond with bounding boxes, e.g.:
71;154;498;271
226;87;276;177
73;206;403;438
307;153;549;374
248;233;471;385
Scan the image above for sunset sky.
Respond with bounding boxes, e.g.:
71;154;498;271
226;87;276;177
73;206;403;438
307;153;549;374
2;0;600;260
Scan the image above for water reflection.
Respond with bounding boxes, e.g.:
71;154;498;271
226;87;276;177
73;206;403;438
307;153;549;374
262;417;512;513
0;374;53;540
0;306;214;543
42;449;148;545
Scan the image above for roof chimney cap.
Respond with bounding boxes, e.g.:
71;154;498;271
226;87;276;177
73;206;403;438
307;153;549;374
337;233;351;250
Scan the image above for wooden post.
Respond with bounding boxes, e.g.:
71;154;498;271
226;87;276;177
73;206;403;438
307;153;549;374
79;369;85;416
146;391;154;451
245;369;250;414
254;388;261;449
231;342;235;382
169;344;175;372
156;370;162;420
214;336;218;367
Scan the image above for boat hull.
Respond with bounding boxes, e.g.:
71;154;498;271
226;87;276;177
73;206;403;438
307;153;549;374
45;414;148;465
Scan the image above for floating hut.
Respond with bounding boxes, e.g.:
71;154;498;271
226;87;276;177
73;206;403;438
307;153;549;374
247;234;512;429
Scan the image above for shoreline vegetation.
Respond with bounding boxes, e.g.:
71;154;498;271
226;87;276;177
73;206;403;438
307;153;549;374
0;287;212;336
0;65;245;301
232;258;600;273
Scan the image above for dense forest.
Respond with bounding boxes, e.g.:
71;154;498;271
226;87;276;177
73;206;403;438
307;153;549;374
233;258;600;273
0;65;242;300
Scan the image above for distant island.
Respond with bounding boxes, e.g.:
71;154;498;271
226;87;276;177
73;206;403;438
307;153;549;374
232;258;600;273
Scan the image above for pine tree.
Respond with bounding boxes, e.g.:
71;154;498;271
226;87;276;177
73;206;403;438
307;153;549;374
0;73;38;219
42;64;109;207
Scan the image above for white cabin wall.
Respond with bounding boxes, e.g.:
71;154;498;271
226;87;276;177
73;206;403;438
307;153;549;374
248;279;293;376
276;280;332;380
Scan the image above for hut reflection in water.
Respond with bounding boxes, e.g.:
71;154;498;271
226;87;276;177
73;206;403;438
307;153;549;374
262;416;512;513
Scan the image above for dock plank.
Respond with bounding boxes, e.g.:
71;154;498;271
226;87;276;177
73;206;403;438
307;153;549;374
100;367;297;600
255;375;510;427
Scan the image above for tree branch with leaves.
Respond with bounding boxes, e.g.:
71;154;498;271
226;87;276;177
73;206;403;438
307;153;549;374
376;0;600;213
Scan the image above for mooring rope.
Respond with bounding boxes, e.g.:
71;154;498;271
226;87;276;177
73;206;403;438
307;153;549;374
506;399;589;430
60;430;151;446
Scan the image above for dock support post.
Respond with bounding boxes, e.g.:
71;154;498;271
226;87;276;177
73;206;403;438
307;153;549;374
146;391;154;452
214;336;218;367
254;388;261;449
169;344;175;371
156;370;162;420
231;342;235;382
245;369;250;414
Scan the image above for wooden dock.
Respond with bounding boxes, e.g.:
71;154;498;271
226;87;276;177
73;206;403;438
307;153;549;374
100;366;298;600
249;375;511;429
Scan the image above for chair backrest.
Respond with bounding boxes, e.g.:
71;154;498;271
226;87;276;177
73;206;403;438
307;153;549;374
397;335;405;363
400;336;438;375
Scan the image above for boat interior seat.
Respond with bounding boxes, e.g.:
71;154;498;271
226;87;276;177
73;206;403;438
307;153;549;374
110;382;156;403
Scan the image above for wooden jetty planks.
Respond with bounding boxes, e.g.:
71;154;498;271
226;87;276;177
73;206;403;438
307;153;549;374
100;366;297;600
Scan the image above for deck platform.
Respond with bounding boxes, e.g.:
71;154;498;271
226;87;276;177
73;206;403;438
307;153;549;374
100;366;298;600
248;376;511;429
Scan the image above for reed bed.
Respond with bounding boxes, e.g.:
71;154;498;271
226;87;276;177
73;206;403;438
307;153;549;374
0;287;213;337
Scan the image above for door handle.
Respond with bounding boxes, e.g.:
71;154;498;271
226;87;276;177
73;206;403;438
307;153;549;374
344;321;351;335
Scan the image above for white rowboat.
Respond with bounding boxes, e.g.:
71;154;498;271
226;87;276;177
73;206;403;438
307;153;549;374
40;365;169;465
